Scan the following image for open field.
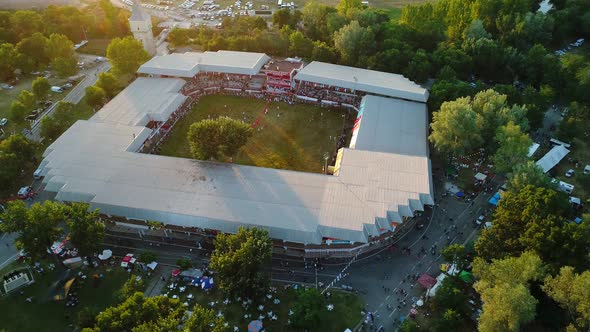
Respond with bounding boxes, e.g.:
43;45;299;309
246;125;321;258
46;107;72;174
163;283;363;331
0;0;78;9
78;38;112;56
159;95;355;173
0;260;131;332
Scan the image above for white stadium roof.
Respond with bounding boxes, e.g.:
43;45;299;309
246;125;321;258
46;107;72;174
294;61;429;103
350;96;429;156
137;50;271;77
38;53;433;245
89;77;187;127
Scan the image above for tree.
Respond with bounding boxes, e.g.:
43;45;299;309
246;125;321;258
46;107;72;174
16;32;50;71
138;251;157;263
40;101;75;142
83;293;185;332
167;28;190;47
478;283;538;332
337;0;362;15
32;76;51;100
0;133;36;189
404;49;431;82
311;41;338;63
187;116;253;161
428;97;484;155
333;21;374;66
209;227;272;298
507;161;554;191
106;36;150;76
435;309;462;331
543;266;590;331
428;79;475;111
17;90;36;110
9;101;28;124
291;288;327;329
475;185;568;261
432;276;469;314
47;33;75;59
183;305;226;332
85;85;107;110
96;72;121;98
473;252;545;332
463;20;491;41
491;121;532;174
176;258;192;271
273;8;300;29
399;320;419;332
52;56;78;78
0;43;18;81
9;10;42;40
288;31;313;58
66;203;105;258
0;200;65;260
441;244;469;270
118;275;146;299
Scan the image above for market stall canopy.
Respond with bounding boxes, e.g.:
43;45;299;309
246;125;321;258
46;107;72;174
459;271;473;283
474;173;487;181
146;261;158;271
417;274;436;288
121;254;136;267
489;192;501;206
171;268;181;277
248;320;263;332
179;268;203;279
98;249;113;260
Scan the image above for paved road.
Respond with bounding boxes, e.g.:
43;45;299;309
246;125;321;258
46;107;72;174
0;232;19;270
26;61;111;141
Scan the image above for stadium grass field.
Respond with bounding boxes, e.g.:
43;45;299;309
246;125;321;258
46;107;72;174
158;95;356;173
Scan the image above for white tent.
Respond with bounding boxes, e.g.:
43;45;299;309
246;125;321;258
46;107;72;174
146;261;158;270
474;173;487;181
527;143;540;157
536;145;570;173
98;249;113;260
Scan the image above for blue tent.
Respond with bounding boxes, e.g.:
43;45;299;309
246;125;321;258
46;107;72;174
456;191;465;198
488;192;501;206
574;217;583;224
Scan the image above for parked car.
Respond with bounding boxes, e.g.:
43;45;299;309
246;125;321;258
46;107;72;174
0;83;13;90
33;168;43;180
17;186;35;200
0;118;7;126
584;165;590;175
51;86;64;93
62;82;73;89
565;169;575;178
475;215;485;226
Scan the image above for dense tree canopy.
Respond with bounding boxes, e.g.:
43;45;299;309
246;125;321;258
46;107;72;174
209;227;272;298
291;288;327;329
32;76;51;100
106;37;150;76
473;252;545;332
187;116;253;161
429;96;484;155
0;134;36;189
65;203;105;258
0;200;65;260
543;266;590;331
83;293;185;332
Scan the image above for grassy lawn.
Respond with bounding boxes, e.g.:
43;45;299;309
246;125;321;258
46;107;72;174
159;95;354;173
163;283;363;331
78;38;112;56
552;134;590;202
0;260;132;332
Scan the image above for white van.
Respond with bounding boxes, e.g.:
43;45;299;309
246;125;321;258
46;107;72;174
50;86;63;93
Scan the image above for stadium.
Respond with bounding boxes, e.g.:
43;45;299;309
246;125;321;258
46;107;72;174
37;50;434;257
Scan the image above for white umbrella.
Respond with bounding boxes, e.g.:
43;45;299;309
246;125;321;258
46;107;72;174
416;299;424;307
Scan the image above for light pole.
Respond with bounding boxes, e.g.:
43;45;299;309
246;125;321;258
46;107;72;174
323;152;329;174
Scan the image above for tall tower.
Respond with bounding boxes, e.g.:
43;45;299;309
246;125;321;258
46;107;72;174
129;0;156;56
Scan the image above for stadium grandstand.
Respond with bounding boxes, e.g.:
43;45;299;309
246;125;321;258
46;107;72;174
36;51;433;256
